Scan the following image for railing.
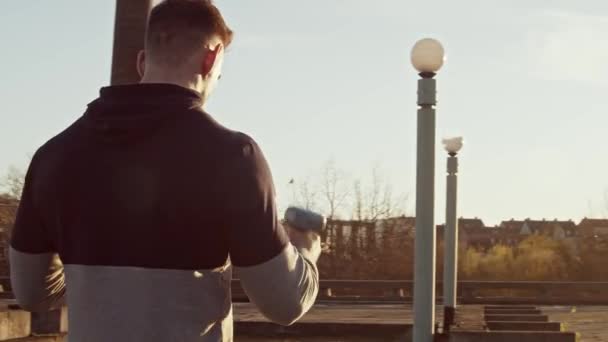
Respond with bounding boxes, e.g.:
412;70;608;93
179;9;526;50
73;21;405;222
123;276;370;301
232;279;608;305
2;277;608;305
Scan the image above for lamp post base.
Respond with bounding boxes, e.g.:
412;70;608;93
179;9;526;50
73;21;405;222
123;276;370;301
443;306;456;333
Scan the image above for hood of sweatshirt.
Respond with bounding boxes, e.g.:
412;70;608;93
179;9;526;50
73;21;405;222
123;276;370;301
82;83;204;145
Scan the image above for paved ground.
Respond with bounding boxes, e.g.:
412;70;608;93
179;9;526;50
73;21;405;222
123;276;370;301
235;303;608;341
235;302;413;324
2;299;606;341
544;306;608;342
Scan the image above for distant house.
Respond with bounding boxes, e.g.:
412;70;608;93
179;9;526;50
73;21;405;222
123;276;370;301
455;218;485;249
377;216;416;234
326;215;608;253
578;218;608;238
450;217;579;250
325;216;415;250
459;218;485;231
374;216;415;243
437;217;484;232
499;218;576;241
499;219;526;233
519;219;577;240
437;218;502;250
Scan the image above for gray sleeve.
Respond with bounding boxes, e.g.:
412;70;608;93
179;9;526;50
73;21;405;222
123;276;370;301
9;247;66;312
235;243;319;326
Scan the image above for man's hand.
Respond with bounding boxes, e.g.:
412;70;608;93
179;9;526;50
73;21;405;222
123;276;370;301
285;225;321;263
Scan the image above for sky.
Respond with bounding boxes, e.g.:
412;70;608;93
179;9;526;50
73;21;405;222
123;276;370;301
1;0;607;225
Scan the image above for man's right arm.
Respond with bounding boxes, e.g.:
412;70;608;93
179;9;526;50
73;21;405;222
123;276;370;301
236;242;319;326
222;137;319;326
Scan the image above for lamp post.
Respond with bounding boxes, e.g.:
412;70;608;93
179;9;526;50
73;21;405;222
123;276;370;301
411;38;445;342
111;0;153;85
442;137;463;332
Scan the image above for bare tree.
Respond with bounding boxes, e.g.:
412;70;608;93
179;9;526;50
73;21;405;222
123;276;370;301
604;189;608;218
320;159;349;219
299;178;318;211
288;177;318;211
353;180;364;221
349;165;407;222
2;166;25;200
367;166;390;221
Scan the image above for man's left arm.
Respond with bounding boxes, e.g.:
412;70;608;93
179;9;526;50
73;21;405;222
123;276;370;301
9;154;65;312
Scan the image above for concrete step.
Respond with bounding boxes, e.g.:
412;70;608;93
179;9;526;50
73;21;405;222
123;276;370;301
484;314;548;322
486;321;563;332
485;306;538;310
485;309;542;315
7;336;67;342
449;331;578;342
234;321;410;339
31;308;68;335
0;309;31;340
0;292;14;300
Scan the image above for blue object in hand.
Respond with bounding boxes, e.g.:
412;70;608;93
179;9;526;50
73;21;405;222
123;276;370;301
284;207;326;233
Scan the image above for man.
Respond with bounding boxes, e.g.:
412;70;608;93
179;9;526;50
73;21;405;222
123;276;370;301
9;1;320;341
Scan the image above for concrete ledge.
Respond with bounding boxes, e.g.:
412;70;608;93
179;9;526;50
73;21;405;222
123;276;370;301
485;309;542;315
449;331;578;342
0;307;68;341
484;314;548;322
6;335;67;342
466;297;608;305
236;296;608;306
235;321;411;339
486;321;563;332
0;310;30;340
31;308;67;335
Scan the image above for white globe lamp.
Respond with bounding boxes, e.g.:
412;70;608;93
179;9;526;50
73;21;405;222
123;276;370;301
411;38;445;75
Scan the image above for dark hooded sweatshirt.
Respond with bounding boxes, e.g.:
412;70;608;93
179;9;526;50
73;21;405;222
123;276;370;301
9;84;319;342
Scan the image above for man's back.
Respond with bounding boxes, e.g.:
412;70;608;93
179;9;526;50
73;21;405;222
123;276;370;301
30;85;286;269
10;84;318;341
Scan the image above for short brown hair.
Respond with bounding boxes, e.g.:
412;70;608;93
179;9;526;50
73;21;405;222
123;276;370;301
145;0;233;66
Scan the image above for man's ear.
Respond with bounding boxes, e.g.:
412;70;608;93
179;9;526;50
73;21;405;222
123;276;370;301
136;50;146;78
201;44;222;79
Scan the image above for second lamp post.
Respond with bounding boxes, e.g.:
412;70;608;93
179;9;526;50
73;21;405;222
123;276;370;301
442;137;463;331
